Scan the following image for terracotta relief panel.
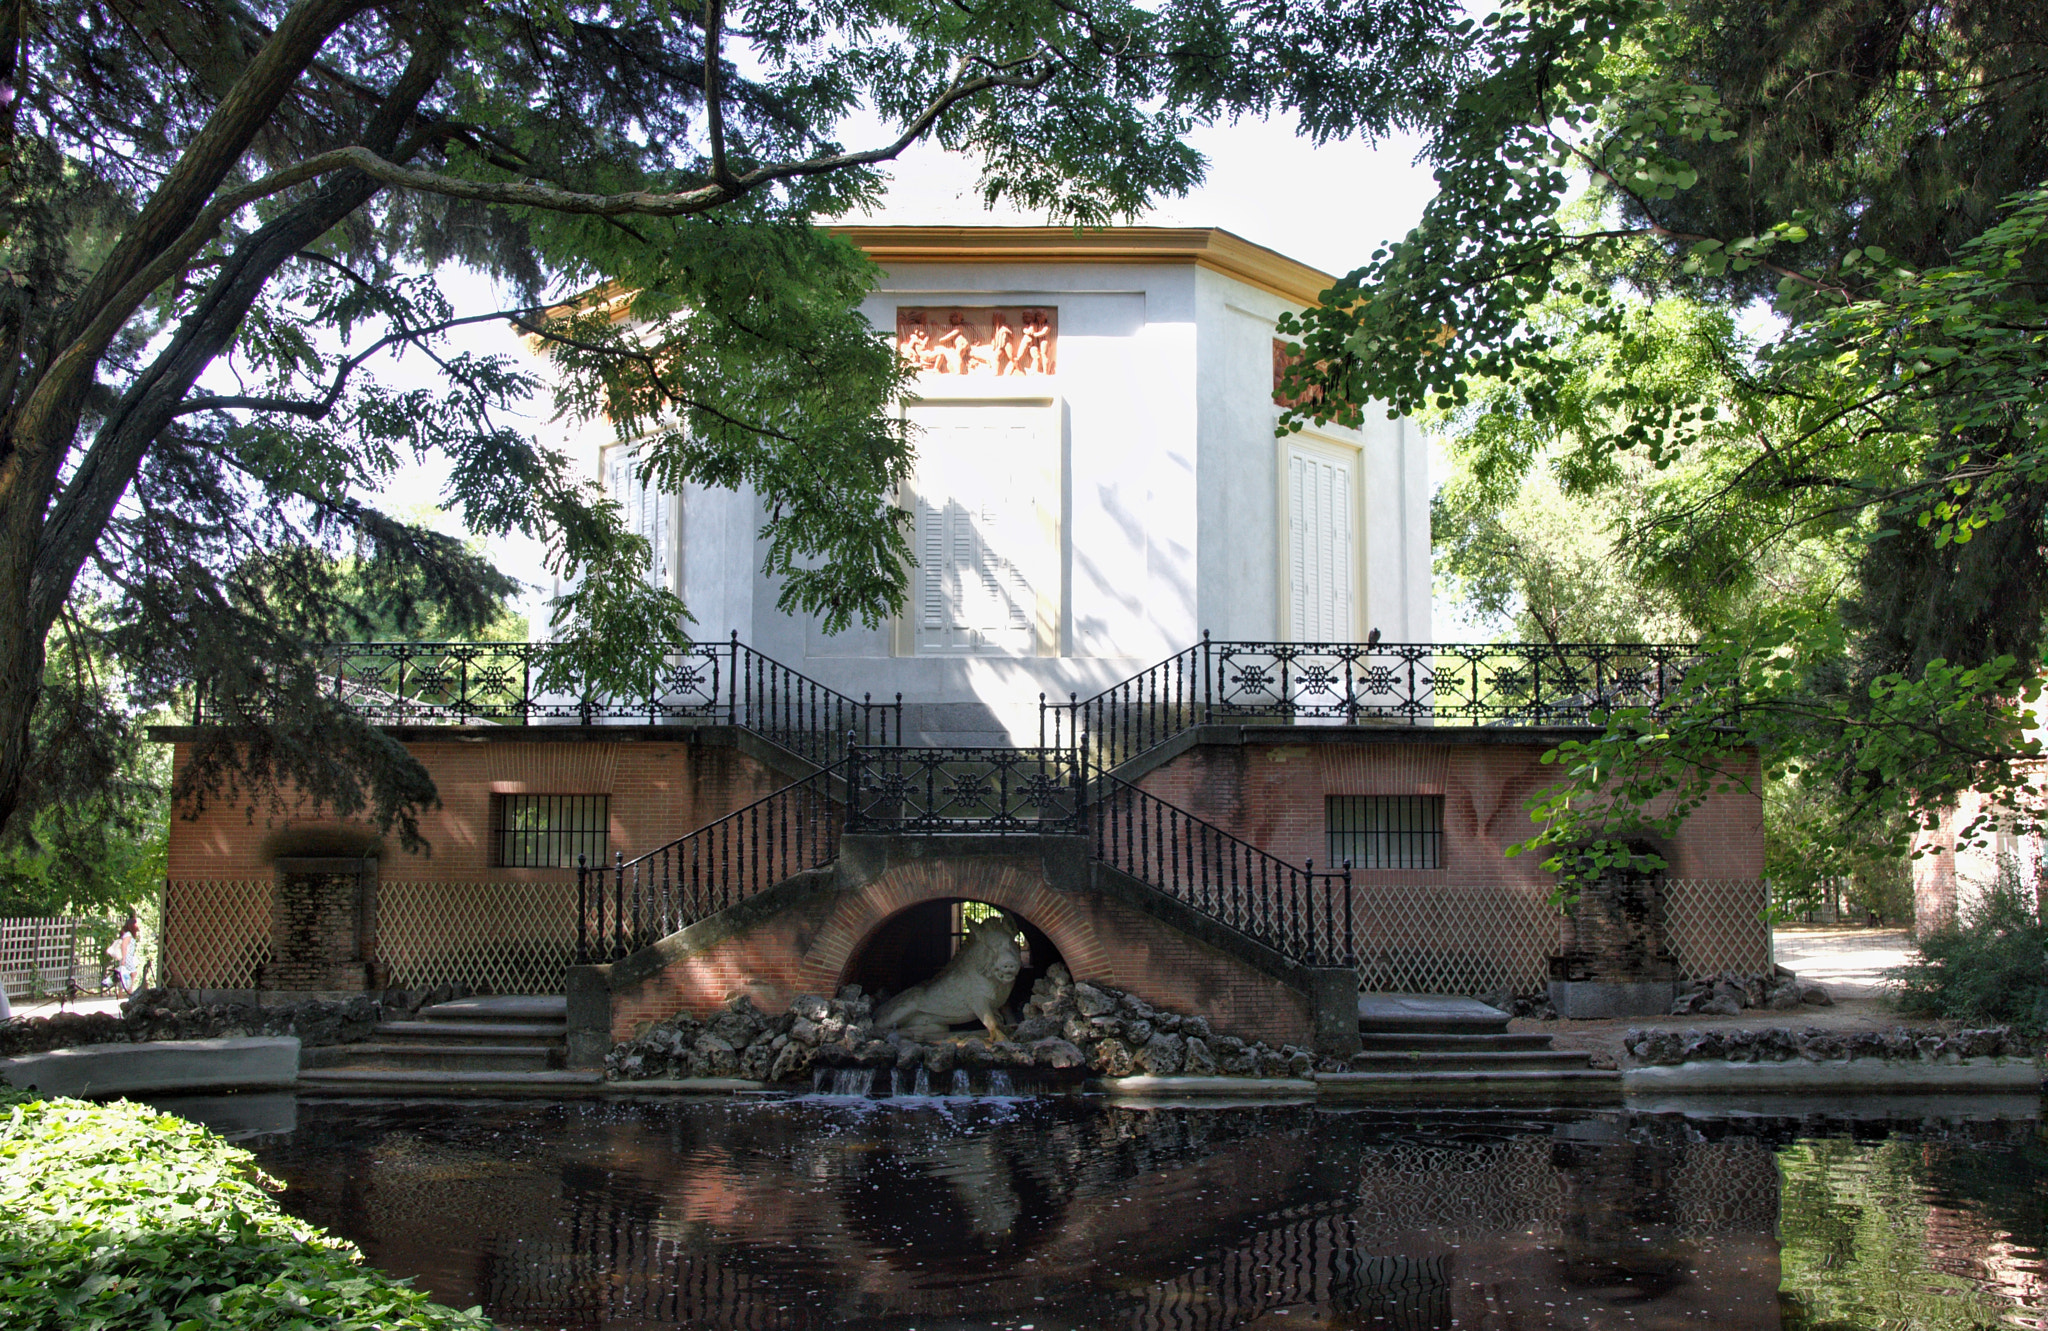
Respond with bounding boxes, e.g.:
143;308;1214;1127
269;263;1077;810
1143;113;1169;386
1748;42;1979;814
897;306;1057;376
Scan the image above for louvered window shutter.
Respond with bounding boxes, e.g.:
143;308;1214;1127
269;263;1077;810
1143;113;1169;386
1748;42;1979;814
1288;444;1355;642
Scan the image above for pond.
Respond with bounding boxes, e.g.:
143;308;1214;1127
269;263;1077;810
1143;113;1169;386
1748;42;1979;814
236;1096;2045;1331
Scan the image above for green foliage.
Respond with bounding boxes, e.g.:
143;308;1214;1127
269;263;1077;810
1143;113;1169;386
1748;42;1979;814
1777;1136;2031;1331
1763;777;1914;924
1292;0;2048;873
0;1097;491;1330
1889;859;2048;1032
0;0;1475;846
0;617;169;919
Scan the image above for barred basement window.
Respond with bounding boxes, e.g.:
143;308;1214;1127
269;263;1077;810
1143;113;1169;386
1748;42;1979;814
494;794;609;869
1328;795;1443;869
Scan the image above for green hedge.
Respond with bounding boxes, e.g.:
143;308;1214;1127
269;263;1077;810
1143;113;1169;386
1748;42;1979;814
0;1094;492;1330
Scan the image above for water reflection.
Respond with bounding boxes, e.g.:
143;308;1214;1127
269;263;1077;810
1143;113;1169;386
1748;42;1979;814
244;1098;2046;1331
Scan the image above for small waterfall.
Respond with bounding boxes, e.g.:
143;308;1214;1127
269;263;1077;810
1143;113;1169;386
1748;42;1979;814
805;1059;1041;1099
811;1067;879;1096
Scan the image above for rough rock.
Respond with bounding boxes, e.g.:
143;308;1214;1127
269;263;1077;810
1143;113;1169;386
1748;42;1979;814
1030;1038;1086;1070
1093;1038;1137;1077
1071;983;1116;1018
1136;1032;1185;1076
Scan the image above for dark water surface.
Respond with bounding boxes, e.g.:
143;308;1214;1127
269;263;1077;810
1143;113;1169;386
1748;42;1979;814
240;1096;2047;1331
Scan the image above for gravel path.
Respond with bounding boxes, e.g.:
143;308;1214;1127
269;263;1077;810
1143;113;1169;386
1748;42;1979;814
1773;925;1914;1000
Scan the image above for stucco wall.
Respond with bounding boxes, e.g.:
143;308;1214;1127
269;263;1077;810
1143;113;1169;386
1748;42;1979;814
1132;733;1766;884
162;730;786;883
642;245;1429;744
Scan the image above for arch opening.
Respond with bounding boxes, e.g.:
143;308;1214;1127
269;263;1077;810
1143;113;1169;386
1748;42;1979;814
840;899;1065;1026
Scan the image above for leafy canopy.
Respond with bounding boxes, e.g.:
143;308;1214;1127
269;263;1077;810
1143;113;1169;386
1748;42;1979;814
0;0;1469;848
1282;0;2048;881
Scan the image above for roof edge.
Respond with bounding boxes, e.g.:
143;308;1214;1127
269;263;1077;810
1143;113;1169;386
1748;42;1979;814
829;225;1338;307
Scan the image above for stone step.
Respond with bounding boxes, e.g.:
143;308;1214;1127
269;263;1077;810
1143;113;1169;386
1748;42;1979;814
1357;993;1511;1036
1345;1049;1594;1073
372;1020;568;1044
1316;1068;1623;1102
297;1067;602;1097
1355;1032;1555;1053
415;995;566;1023
302;1043;562;1073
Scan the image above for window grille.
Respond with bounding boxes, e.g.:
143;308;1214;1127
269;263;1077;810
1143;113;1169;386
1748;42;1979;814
494;794;609;869
1328;795;1443;869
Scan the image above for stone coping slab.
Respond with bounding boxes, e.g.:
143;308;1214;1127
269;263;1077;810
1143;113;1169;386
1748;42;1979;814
1091;1075;1318;1099
1357;994;1509;1031
1622;1057;2039;1094
0;1036;300;1098
601;1078;775;1096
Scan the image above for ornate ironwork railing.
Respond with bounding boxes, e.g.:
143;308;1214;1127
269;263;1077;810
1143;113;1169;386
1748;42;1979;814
844;745;1086;835
1043;635;1703;772
576;762;845;964
197;633;900;768
1095;773;1354;969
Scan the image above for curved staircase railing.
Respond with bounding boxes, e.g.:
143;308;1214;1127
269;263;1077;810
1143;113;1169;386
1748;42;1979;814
576;761;846;963
1043;634;1703;773
1094;773;1355;969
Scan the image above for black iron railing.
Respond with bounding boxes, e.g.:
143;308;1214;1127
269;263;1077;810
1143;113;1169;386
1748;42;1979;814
576;761;845;964
1043;635;1703;772
844;745;1086;835
1095;773;1354;968
199;633;900;768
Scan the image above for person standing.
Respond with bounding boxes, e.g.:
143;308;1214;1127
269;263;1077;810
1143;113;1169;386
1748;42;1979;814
106;912;141;996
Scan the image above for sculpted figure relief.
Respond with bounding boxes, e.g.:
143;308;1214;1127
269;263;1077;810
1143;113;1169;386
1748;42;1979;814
897;306;1056;376
874;913;1023;1041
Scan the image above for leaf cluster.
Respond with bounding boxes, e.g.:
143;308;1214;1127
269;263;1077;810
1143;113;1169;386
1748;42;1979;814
1296;0;2048;873
0;1096;491;1329
0;0;1475;843
1888;858;2048;1032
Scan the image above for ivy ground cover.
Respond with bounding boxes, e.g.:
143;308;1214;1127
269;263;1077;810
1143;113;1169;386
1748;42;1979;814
0;1092;491;1330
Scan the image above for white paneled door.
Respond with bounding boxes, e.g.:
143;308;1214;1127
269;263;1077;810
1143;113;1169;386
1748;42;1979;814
907;401;1057;655
1286;440;1357;642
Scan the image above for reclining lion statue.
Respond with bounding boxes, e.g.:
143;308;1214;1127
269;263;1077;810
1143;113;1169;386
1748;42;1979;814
875;913;1023;1041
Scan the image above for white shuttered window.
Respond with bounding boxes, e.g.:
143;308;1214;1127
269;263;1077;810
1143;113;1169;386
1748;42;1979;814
606;445;675;591
908;403;1054;655
1286;442;1356;642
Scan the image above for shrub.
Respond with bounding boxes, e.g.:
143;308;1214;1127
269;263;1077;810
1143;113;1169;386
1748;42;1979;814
1889;860;2048;1032
0;1096;491;1329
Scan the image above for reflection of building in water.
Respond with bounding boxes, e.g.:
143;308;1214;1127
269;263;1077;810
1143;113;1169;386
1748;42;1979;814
1120;1123;1783;1331
266;1108;1786;1331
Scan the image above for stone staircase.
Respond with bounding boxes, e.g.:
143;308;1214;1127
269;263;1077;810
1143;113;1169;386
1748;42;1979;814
1316;994;1621;1103
298;995;601;1096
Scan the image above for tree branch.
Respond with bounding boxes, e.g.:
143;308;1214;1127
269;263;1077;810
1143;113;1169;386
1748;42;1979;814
703;0;733;187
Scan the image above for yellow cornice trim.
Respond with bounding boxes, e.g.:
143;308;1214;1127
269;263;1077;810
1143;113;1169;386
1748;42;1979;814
829;225;1337;307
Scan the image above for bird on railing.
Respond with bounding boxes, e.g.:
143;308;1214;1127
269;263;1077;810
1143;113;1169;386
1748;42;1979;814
1367;627;1381;647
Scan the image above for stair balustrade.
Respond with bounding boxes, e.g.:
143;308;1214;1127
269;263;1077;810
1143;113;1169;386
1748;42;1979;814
1093;772;1355;969
576;762;845;964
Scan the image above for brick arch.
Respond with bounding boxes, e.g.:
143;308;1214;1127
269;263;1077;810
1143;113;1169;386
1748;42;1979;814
791;858;1110;997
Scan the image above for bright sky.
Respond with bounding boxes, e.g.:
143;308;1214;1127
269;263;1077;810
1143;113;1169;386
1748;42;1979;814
384;116;1446;634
